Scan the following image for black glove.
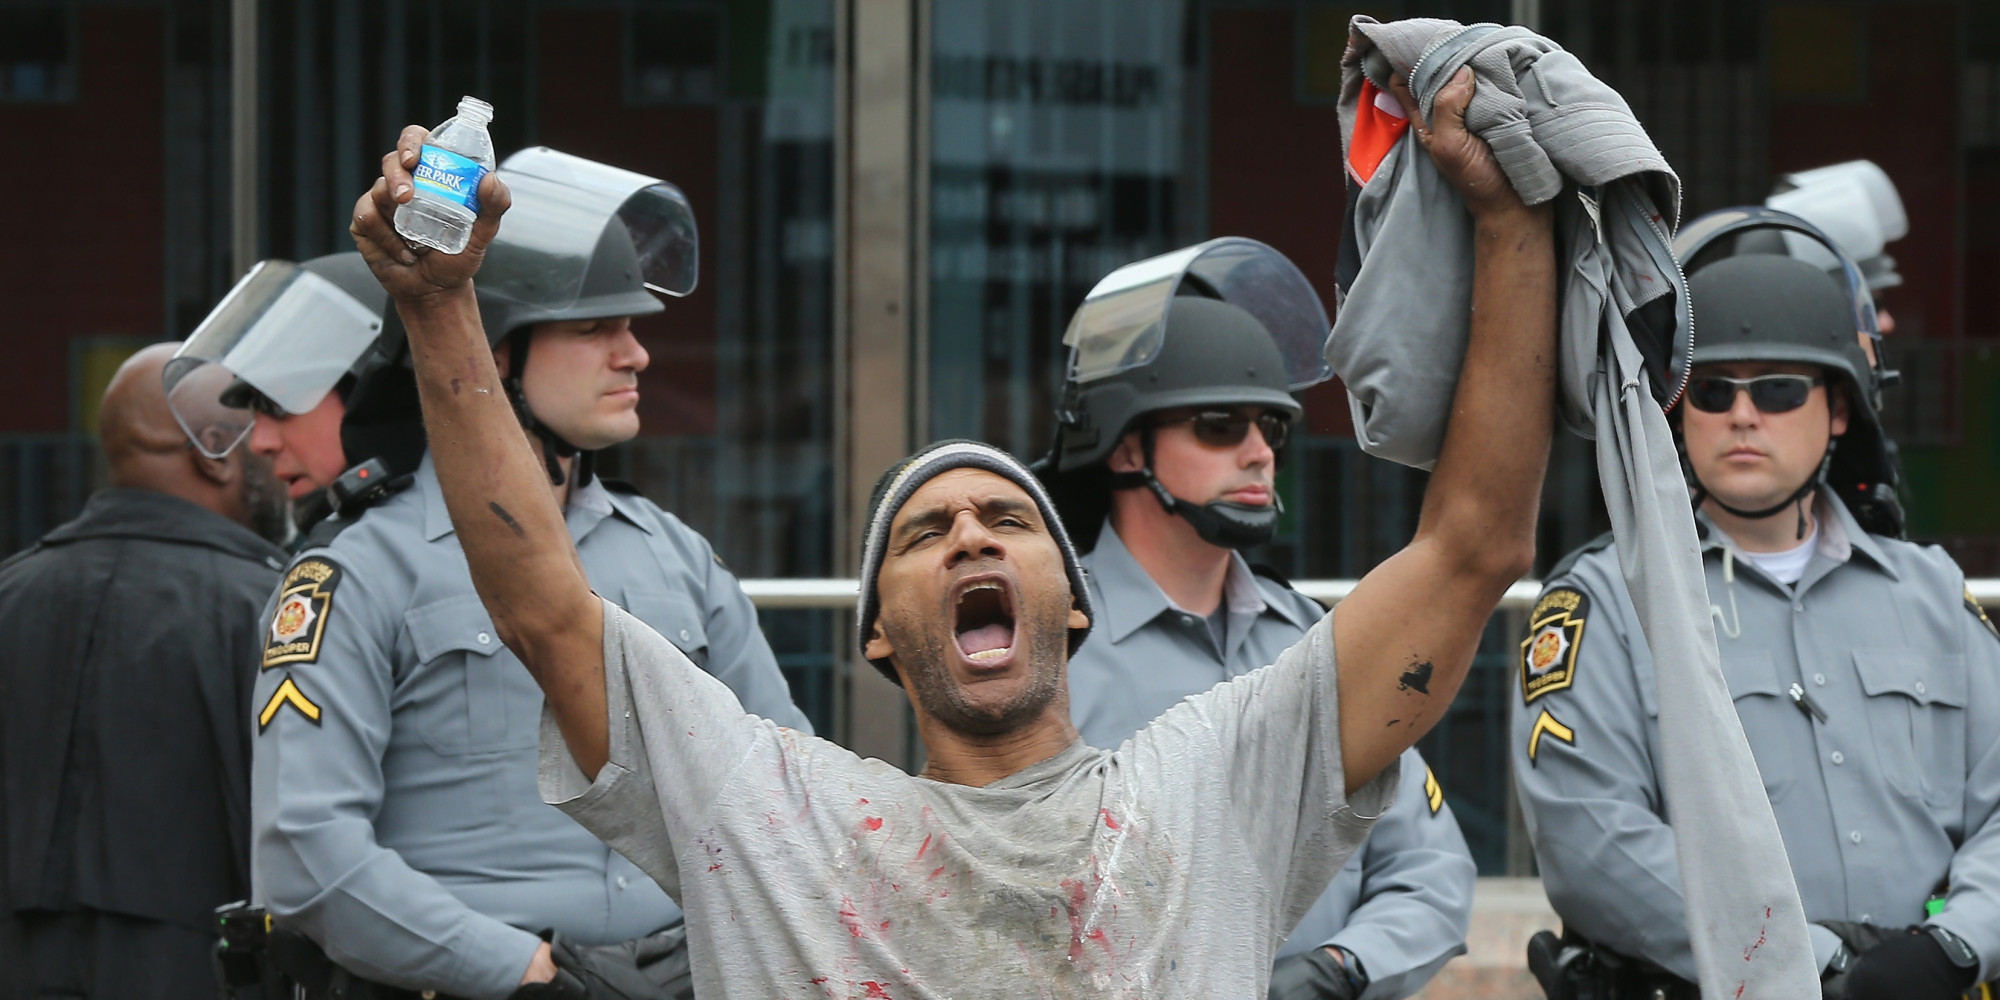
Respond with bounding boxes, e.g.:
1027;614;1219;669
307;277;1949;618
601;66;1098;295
507;968;588;1000
1267;947;1361;1000
548;925;693;1000
1829;929;1976;1000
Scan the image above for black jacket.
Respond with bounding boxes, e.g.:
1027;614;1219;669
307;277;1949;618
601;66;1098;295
0;488;285;931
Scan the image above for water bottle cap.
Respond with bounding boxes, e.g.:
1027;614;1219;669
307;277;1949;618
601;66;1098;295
455;96;494;124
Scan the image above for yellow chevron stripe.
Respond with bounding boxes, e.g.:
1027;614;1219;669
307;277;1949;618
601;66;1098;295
1423;766;1444;814
258;675;322;732
1528;709;1575;764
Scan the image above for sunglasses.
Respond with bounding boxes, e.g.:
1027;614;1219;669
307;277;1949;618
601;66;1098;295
1684;374;1825;415
1154;410;1292;451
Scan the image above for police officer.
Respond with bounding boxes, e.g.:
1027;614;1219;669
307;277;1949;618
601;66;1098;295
166;252;407;538
1;344;289;998
250;147;810;1000
1039;239;1476;1000
1511;211;1999;999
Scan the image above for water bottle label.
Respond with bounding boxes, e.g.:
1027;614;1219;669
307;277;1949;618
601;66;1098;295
412;145;487;213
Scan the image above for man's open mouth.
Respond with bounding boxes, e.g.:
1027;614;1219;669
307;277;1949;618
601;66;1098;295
953;576;1017;665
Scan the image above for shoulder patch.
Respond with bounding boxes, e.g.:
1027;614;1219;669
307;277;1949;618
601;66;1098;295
1521;587;1589;704
258;673;323;732
1527;708;1576;764
1967;588;2000;643
264;558;342;669
1422;766;1444;815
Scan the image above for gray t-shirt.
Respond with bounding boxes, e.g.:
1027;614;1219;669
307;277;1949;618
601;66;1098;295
541;598;1396;998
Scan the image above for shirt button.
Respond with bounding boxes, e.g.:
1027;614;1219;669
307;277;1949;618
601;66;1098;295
1915;681;1927;696
617;875;629;889
476;631;491;645
1830;751;1844;765
1860;913;1872;924
1849;831;1863;844
1813;673;1827;686
1179;614;1195;627
1793;603;1804;613
679;629;691;642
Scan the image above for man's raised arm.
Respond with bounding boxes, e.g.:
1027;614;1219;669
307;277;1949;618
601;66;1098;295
1331;71;1558;792
350;126;612;776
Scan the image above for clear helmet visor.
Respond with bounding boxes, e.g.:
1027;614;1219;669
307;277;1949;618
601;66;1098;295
163;260;384;457
163;360;257;460
1062;237;1333;391
482;147;699;308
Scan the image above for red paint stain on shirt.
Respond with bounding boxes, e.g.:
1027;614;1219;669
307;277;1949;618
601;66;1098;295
915;833;932;859
864;817;884;831
707;863;722;872
1099;808;1121;831
839;898;863;938
861;982;891;998
1086;927;1114;957
1059;878;1093;962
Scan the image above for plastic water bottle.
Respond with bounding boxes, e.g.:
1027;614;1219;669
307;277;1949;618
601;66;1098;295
394;96;496;255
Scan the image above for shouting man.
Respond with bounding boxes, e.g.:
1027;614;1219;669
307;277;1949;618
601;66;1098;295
348;70;1555;997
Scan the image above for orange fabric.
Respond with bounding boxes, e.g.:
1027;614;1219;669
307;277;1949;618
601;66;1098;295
1346;78;1411;186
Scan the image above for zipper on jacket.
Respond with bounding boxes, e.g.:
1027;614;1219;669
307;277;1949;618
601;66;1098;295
1634;195;1695;412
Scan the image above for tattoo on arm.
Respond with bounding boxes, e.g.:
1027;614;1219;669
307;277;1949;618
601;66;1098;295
489;501;526;539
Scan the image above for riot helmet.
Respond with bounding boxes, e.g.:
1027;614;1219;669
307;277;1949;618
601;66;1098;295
163;253;389;459
474;147;699;487
1673;208;1902;537
1037;238;1330;552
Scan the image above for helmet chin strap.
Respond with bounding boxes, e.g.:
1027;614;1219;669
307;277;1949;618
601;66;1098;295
505;335;595;489
1107;428;1280;550
1690;438;1836;541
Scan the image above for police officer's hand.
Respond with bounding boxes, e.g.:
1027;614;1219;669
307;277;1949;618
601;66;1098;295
349;124;511;303
1267;947;1360;1000
520;941;562;987
1386;69;1522;218
1827;928;1975;1000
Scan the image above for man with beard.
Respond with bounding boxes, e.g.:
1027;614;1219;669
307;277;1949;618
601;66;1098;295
349;67;1554;997
1036;241;1474;1000
0;343;291;998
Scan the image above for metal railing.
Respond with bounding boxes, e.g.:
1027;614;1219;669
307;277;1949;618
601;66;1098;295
738;578;2000;610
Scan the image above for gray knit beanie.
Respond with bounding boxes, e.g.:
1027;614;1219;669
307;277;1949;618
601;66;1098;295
858;439;1094;684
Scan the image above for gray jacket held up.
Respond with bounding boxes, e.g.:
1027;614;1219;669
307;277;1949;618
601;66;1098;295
1325;17;1819;998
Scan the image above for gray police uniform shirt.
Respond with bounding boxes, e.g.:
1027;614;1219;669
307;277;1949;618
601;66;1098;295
251;455;811;1000
542;597;1397;999
1068;522;1474;999
1512;494;2000;983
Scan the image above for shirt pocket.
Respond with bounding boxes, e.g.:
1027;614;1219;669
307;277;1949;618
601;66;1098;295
1852;649;1967;809
406;594;538;755
620;587;710;672
1719;649;1794;803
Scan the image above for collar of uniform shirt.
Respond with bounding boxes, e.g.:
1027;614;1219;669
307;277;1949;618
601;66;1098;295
1088;517;1312;644
1695;491;1899;583
417;451;647;542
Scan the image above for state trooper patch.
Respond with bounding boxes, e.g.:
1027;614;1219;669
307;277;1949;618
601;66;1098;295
264;558;341;669
1521;587;1588;704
